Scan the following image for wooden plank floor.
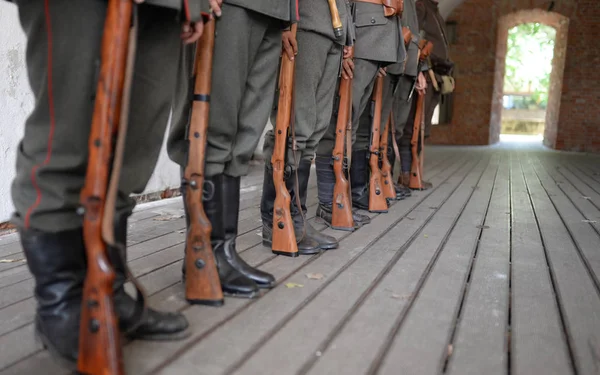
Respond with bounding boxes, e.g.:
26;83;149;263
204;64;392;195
1;143;599;375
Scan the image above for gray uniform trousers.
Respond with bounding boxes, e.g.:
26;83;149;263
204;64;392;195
262;30;343;165
316;58;379;156
167;3;283;177
355;71;415;150
11;1;182;232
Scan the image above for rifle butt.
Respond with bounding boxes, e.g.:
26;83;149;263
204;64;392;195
331;168;355;231
184;190;223;305
78;243;123;375
272;172;299;257
409;157;424;190
368;160;389;213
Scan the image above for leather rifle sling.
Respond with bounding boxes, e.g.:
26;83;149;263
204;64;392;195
101;9;147;333
390;112;401;169
289;58;306;242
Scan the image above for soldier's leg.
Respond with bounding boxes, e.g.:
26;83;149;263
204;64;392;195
111;4;191;339
11;1;188;368
350;59;381;210
299;37;342;248
399;94;418;185
261;31;338;252
200;6;280;292
11;1;105;367
389;74;414;196
166;43;195;169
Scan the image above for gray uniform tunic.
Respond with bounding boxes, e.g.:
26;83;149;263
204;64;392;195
262;0;354;166
168;0;295;177
317;1;405;156
11;0;196;232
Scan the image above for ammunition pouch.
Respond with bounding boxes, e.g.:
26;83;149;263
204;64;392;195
440;75;455;95
354;0;404;17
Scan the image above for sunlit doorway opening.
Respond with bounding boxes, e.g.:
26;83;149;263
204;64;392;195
501;23;556;144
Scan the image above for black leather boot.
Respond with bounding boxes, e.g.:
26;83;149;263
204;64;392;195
315;203;371;230
110;214;190;340
298;160;338;250
314;155;371;230
20;228;85;369
350;149;371;210
183;174;259;299
260;166;320;255
223;174;276;288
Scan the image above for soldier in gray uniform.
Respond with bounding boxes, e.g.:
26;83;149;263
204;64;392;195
398;0;451;189
168;1;296;297
317;2;405;218
9;0;212;368
258;0;354;254
357;0;425;193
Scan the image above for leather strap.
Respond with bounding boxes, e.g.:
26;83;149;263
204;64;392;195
354;0;402;16
289;68;306;243
389;112;401;169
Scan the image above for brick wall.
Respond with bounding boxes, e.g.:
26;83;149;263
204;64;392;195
429;0;600;153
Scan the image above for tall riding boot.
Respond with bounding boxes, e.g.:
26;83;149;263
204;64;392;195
260;166;320;255
314;155;370;230
20;228;85;369
183;174;259;299
223;174;276;288
111;214;189;340
297;159;338;249
350;149;371;210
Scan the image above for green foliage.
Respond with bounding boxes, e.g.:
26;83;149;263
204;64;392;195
504;23;556;108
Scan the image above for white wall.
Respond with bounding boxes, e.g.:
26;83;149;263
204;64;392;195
0;2;180;222
0;3;30;223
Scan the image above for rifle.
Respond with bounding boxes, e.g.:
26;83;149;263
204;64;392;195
182;15;223;305
78;0;133;373
331;47;355;231
327;0;344;40
379;115;396;200
408;39;434;190
409;90;425;190
271;23;299;257
368;75;389;213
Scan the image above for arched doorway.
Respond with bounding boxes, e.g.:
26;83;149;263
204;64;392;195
489;9;569;147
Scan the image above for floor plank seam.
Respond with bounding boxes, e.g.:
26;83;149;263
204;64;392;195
231;156;477;375
150;154;472;375
440;154;501;374
532;157;600;297
364;156;492;375
520;156;580;375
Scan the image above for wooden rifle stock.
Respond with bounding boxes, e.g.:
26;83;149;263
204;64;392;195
368;76;389;213
327;0;344;40
78;1;132;373
402;26;412;47
379;115;396;200
331;47;355;231
271;23;299;257
409;91;425;190
183;16;223;306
